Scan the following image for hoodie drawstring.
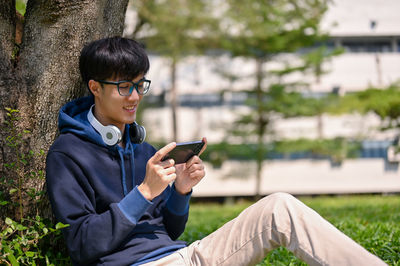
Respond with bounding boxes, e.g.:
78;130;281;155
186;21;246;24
118;148;129;196
129;145;136;188
117;141;137;197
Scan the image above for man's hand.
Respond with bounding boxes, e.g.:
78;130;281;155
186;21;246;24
138;142;177;201
174;137;207;195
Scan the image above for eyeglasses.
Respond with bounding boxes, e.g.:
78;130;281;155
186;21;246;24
95;78;151;96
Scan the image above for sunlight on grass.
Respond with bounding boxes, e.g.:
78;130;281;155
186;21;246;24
180;195;400;265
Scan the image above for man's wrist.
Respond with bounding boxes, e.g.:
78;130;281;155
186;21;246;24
138;183;153;201
174;184;191;195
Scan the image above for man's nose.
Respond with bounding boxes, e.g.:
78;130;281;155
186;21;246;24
128;87;140;100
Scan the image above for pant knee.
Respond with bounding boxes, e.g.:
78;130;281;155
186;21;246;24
262;192;296;206
258;192;299;220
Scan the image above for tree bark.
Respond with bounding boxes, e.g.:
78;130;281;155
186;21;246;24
0;1;17;123
0;0;129;221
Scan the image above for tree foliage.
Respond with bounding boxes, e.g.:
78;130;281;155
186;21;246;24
130;0;217;57
334;83;400;130
128;0;218;141
217;0;331;197
221;0;329;57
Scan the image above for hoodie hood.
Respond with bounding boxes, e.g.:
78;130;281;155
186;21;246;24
58;96;138;196
59;95;106;147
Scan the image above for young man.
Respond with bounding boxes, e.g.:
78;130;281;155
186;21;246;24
46;37;386;266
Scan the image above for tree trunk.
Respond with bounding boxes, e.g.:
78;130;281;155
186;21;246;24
0;1;19;221
0;0;129;222
317;113;323;139
255;58;266;200
170;57;179;141
0;1;18;125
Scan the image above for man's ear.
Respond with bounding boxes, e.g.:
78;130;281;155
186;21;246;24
88;80;101;96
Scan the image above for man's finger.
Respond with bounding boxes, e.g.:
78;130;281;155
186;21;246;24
152;142;177;162
199;137;207;156
185;155;200;168
160;159;175;168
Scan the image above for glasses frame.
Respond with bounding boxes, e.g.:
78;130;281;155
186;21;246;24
95;78;151;96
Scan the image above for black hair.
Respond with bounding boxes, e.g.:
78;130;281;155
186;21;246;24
79;36;150;88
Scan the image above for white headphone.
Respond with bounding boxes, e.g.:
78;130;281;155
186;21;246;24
87;105;122;146
87;105;146;146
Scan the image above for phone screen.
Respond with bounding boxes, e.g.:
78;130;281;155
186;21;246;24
162;140;205;164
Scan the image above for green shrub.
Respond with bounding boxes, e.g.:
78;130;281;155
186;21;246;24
0;217;68;265
0;108;70;265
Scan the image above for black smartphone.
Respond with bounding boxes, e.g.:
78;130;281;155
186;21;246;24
162;140;205;164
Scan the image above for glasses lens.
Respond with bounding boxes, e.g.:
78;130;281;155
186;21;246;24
118;82;133;96
137;80;150;95
117;80;151;96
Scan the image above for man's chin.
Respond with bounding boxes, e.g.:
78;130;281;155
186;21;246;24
123;115;136;124
126;118;136;125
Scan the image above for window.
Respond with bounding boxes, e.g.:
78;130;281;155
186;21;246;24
342;41;391;53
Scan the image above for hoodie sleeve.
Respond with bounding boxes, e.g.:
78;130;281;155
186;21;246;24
46;150;151;265
117;186;153;224
117;184;190;241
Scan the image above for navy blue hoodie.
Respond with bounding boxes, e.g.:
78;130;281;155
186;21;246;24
46;96;190;265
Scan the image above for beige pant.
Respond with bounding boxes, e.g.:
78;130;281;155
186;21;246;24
142;192;387;266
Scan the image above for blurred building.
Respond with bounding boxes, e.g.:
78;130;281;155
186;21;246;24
317;0;400;93
124;0;400;195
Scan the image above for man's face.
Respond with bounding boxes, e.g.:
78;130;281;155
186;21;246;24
89;75;144;133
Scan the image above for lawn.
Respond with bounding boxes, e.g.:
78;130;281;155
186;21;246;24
180;194;400;265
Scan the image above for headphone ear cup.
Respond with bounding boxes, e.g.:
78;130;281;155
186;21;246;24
130;122;146;144
102;125;122;146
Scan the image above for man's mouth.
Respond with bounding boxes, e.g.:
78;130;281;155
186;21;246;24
124;106;137;112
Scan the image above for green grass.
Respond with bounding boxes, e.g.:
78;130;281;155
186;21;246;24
180;195;400;265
